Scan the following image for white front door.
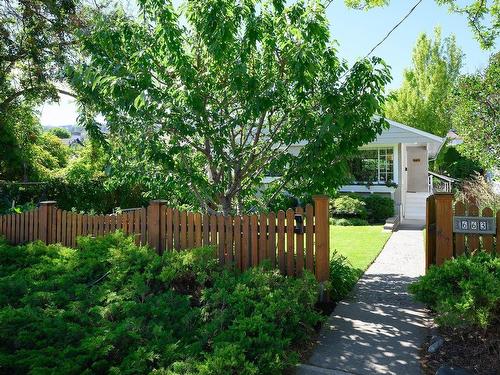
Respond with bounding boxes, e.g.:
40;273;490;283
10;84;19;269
406;146;428;192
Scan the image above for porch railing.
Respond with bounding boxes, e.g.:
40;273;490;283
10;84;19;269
428;171;458;193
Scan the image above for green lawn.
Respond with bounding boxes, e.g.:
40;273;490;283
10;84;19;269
330;225;391;271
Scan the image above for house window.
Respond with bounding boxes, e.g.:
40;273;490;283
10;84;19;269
348;147;394;184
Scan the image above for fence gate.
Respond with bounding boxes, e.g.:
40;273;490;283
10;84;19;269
0;196;330;282
426;192;499;270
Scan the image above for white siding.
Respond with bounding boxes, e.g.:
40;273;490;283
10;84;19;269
371;126;436;145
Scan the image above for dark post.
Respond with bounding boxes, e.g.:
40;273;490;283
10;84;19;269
39;201;57;244
147;200;167;253
434;193;454;266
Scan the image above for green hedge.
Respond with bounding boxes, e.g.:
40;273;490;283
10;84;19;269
0;233;322;374
363;194;394;223
330;194;394;224
331;196;367;219
409;252;500;329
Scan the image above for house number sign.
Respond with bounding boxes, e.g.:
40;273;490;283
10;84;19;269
453;216;496;235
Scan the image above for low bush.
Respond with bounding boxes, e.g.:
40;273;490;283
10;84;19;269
0;233;322;374
330;217;369;226
409;252;500;329
328;251;362;301
331;196;367;219
363;194;394;223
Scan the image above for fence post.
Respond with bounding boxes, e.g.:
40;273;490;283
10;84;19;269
434;193;454;266
39;201;57;244
147;200;167;253
313;195;330;284
425;195;436;271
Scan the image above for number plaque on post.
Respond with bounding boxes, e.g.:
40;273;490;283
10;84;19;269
453;216;496;234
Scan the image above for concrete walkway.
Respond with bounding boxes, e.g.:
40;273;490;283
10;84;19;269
297;229;430;375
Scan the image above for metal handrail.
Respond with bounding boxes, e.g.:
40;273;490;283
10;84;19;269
428;171;459;183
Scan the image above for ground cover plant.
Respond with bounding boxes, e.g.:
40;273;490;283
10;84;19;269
0;233;322;374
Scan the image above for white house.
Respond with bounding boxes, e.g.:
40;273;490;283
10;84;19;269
265;118;446;223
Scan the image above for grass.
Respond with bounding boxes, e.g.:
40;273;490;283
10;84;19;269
330;225;391;271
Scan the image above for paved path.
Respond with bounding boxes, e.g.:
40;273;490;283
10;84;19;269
297;229;430;375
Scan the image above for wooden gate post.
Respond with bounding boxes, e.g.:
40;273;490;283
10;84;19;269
147;200;167;253
313;195;330;283
39;201;57;245
434;193;454;266
425;195;436;270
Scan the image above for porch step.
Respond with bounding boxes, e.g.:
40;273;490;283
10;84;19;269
405;192;429;220
383;215;400;231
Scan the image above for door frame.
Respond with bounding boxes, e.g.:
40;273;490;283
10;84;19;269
402;143;429;219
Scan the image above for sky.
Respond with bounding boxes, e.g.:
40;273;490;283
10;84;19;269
39;0;495;127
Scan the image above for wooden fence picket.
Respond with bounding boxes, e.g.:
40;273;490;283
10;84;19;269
305;204;314;272
259;213;267;263
250;214;258;267
187;212;194;249
180;211;187;250
217;214;225;263
454;201;465;256
234;216;241;269
295;206;304;276
277;210;285;274
242;215;250;270
286;208;294;276
202;213;209;246
482;207;494;253
268;212;276;267
225;215;233;264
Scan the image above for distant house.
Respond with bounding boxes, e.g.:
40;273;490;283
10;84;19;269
264;118;446;222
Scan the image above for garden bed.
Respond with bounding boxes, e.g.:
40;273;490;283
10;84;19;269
0;233;324;374
420;322;500;375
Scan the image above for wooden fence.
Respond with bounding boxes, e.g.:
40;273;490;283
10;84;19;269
0;196;330;281
426;193;499;269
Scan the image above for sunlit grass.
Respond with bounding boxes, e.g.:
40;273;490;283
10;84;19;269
330;225;391;271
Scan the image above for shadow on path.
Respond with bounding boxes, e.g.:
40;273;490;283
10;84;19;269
298;230;429;375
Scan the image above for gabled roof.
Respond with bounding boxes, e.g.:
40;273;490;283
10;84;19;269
383;118;445;143
369;117;445;158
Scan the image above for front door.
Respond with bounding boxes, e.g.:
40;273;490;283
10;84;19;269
406;146;428;192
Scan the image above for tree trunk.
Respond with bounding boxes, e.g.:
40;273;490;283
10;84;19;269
236;195;243;216
220;196;232;216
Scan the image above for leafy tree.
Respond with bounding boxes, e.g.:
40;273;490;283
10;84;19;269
384;27;463;136
450;52;499;170
48;127;72;139
432;144;483;179
0;0;99;181
0;0;84;120
345;0;499;49
71;0;391;214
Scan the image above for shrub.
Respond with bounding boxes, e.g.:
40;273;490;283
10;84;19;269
363;194;394;223
329;251;362;301
0;233;322;374
409;252;500;329
432;145;483;179
331;195;367;219
48;127;72;139
330;217;369;226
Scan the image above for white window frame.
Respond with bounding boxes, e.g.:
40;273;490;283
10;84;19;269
350;145;398;185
